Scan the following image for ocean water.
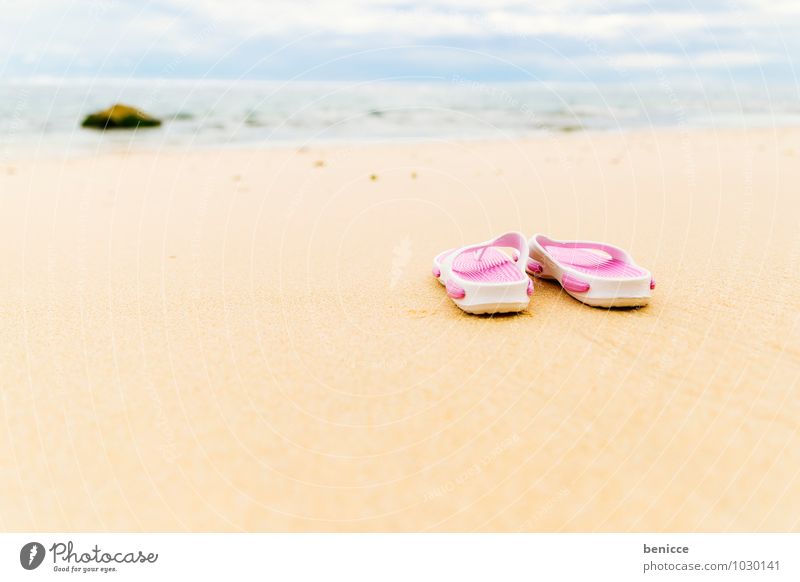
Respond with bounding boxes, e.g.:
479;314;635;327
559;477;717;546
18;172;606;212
1;79;798;155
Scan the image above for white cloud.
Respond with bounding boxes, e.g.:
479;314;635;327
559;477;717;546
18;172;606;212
693;50;770;67
608;53;685;69
160;1;718;40
600;50;774;70
0;0;796;78
153;0;800;41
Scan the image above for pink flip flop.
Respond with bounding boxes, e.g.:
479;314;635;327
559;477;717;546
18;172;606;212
526;234;654;308
432;231;533;315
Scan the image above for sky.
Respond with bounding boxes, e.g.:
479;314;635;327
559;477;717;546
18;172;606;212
1;0;799;83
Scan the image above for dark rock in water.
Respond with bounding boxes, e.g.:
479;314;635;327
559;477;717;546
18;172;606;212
244;111;265;127
81;104;162;130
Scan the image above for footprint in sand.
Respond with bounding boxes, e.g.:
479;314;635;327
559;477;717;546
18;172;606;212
406;308;431;319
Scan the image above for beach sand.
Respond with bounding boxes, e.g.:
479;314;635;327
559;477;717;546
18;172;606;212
1;128;799;531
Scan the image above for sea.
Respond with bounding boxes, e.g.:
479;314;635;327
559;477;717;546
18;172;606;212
1;78;798;156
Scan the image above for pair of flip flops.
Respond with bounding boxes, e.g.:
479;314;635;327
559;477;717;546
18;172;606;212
432;231;654;314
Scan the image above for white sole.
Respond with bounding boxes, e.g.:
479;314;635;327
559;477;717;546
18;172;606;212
457;301;531;315
563;289;650;308
530;273;650;308
435;276;529;314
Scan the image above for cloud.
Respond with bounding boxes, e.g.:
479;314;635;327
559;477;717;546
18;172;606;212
156;1;728;40
594;50;774;70
0;0;797;80
160;0;800;41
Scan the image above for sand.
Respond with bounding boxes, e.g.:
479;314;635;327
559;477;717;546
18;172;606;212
1;128;799;532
